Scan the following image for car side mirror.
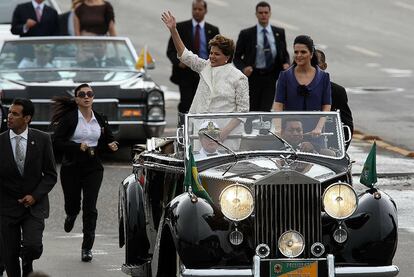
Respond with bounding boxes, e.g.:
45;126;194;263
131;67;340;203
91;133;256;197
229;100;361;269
176;127;184;146
343;125;352;143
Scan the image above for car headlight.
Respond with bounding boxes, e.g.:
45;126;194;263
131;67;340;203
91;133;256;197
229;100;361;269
219;184;254;221
147;90;164;105
147;106;164;121
323;183;357;219
278;230;305;258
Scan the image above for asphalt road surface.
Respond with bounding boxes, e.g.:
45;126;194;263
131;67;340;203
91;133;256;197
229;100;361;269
10;1;413;276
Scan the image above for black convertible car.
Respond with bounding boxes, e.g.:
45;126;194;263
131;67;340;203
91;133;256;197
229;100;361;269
118;112;398;277
0;37;165;141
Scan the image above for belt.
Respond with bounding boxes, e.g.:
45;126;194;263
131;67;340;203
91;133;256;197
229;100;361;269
254;67;274;75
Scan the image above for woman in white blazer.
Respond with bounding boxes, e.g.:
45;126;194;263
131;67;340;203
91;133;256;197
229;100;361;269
162;11;249;140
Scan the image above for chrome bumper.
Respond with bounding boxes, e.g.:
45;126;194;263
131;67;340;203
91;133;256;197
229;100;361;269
180;255;399;277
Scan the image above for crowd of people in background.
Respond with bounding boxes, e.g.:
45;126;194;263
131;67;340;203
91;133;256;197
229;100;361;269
0;0;354;276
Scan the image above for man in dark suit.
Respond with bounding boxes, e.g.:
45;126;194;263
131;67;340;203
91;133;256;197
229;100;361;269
316;49;354;150
11;0;59;37
78;42;125;68
0;98;57;277
234;1;290;112
167;0;219;114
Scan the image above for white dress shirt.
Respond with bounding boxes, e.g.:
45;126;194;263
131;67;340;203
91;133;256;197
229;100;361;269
255;24;277;69
71;110;101;147
10;127;28;161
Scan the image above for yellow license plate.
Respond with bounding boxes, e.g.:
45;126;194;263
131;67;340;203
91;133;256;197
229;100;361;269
270;260;318;277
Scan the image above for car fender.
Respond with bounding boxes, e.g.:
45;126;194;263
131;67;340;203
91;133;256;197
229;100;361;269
119;173;150;263
325;189;398;265
162;193;229;268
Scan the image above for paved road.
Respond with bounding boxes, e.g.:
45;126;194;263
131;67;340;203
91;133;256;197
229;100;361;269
18;1;414;276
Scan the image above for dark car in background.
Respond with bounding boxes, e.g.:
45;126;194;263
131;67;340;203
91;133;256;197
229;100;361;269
118;111;398;277
0;36;165;141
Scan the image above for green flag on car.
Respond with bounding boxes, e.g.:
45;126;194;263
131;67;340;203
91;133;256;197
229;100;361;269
184;146;213;204
360;142;377;188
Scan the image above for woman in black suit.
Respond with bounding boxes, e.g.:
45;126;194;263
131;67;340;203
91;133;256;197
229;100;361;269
51;83;118;262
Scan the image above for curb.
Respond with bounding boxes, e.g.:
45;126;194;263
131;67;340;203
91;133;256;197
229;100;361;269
353;130;414;158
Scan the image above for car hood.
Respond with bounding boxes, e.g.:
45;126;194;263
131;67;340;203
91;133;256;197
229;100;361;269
199;157;336;184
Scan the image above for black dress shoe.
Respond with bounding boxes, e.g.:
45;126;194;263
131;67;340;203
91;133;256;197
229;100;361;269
81;249;93;262
64;215;77;233
22;260;33;277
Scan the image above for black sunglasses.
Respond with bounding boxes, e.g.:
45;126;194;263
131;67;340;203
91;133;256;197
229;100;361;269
77;91;95;98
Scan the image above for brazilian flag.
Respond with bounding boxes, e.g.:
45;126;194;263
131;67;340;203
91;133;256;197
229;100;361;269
360;142;377;188
184;146;213;204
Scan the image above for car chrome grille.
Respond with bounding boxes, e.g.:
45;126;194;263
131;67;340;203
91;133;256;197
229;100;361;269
254;182;322;258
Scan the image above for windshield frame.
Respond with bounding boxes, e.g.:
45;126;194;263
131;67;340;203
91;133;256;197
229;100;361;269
184;111;346;160
0;36;138;72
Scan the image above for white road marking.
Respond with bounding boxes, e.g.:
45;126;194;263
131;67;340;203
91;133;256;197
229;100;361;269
346;45;382;57
314;44;328;50
365;63;380;68
381;68;412;78
394;1;414;11
208;0;228;7
270;19;300;31
346;87;405;95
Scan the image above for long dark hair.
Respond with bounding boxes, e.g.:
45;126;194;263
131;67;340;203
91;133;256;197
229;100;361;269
50;96;77;125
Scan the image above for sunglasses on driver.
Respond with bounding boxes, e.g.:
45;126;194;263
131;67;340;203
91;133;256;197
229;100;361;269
76;91;95;98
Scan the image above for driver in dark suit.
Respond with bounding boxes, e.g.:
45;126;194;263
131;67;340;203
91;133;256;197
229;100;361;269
78;42;124;68
0;98;57;277
11;0;59;37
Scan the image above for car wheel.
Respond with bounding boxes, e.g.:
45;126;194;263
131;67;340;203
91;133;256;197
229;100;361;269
123;202;140;264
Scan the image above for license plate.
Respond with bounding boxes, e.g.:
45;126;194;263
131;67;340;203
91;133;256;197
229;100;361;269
269;260;318;277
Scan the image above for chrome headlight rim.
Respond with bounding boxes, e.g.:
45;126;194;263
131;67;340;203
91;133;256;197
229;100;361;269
219;183;254;222
322;182;358;220
147;90;164;105
278;230;305;258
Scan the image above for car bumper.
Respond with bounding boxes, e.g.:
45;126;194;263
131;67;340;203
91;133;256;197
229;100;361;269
179;255;399;277
111;121;165;141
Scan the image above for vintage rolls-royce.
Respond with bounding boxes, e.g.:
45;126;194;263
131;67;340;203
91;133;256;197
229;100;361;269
0;37;165;141
118;112;398;277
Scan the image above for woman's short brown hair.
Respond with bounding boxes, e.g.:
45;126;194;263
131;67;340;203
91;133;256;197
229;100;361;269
208;35;235;63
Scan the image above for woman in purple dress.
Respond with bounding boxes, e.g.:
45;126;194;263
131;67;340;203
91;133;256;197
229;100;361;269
273;35;331;136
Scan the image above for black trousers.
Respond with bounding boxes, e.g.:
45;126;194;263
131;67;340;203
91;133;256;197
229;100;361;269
248;70;278;112
0;213;44;277
178;71;199;114
60;160;103;250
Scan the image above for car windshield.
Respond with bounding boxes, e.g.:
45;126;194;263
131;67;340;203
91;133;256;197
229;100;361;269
0;0;57;24
0;39;137;71
185;112;346;160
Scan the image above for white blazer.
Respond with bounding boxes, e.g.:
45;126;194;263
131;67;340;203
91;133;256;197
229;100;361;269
179;48;249;114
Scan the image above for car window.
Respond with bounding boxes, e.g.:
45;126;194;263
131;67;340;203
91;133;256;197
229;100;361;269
185;112;345;160
0;0;57;24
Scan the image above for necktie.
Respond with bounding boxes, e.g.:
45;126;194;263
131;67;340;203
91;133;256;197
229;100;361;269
262;29;273;68
194;24;201;55
15;136;25;175
35;6;42;22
